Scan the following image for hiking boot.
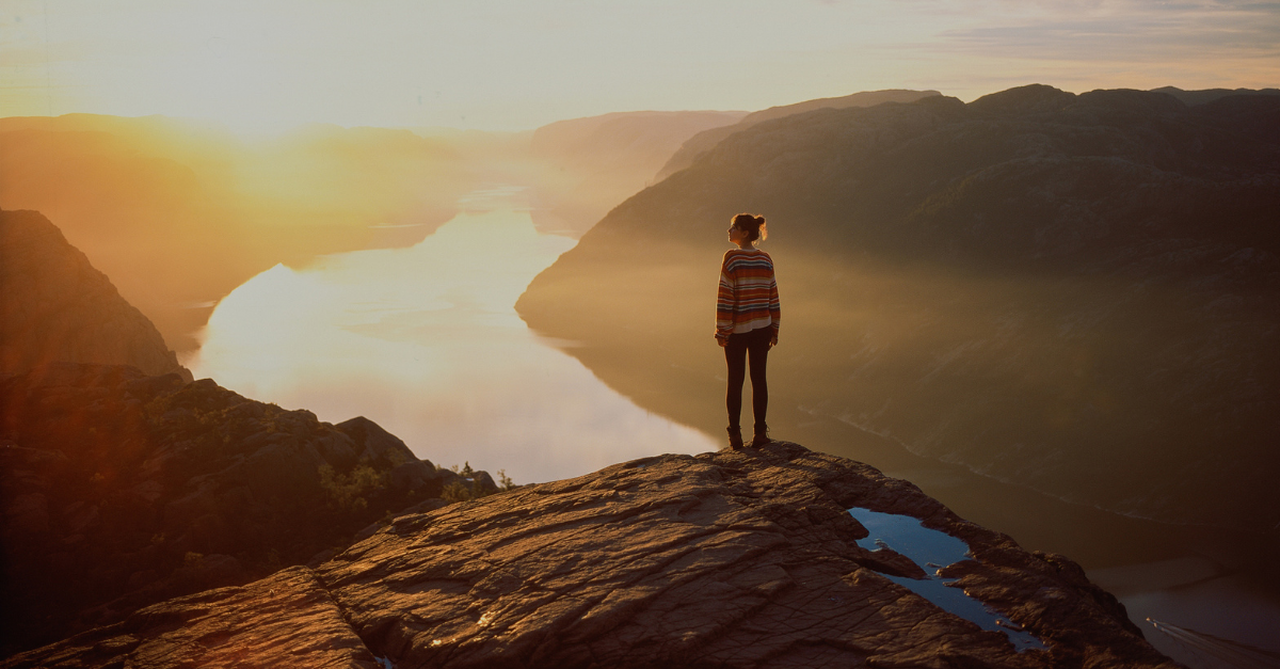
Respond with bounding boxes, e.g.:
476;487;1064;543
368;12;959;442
750;426;771;448
727;426;744;450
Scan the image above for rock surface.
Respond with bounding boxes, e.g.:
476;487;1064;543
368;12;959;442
2;567;382;669
0;209;192;380
518;84;1280;530
0;363;493;655
5;441;1180;668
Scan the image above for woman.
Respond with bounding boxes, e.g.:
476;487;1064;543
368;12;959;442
715;213;780;449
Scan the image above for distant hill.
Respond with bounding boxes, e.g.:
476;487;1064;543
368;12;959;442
528;110;747;236
518;84;1280;530
654;89;941;181
0;209;191;381
0;114;476;352
1150;85;1280;107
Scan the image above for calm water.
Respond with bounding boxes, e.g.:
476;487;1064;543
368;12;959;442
185;188;717;483
848;507;1045;651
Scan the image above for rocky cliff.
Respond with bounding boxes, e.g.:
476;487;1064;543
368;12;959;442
517;85;1280;530
2;440;1179;668
0;363;496;655
0;209;191;380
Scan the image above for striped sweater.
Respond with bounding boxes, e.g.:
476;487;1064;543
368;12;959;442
715;248;781;342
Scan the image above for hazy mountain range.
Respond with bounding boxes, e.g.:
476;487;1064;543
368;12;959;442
654;89;941;181
518;84;1280;531
0;110;755;353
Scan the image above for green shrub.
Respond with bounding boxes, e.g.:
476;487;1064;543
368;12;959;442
318;463;386;512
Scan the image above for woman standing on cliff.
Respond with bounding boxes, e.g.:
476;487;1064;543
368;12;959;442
716;213;780;450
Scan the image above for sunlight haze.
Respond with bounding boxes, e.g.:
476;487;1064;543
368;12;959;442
3;0;1276;135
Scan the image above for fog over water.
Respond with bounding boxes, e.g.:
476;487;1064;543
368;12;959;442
185;188;718;482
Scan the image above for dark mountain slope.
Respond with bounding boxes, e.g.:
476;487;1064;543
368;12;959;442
655;89;941;181
518;85;1280;530
0;364;496;654
1;209;192;381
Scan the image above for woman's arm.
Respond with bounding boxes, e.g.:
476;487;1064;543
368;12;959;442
715;254;736;345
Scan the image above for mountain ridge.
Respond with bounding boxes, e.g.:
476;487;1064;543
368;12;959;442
655;89;942;181
517;84;1280;531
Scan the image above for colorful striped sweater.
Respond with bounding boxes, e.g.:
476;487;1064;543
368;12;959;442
715;248;781;342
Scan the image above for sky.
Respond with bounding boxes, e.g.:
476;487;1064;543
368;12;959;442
2;0;1278;135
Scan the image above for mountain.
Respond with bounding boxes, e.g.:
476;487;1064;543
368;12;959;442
0;209;191;381
1150;85;1280;107
0;363;497;654
0;114;476;352
2;441;1178;668
517;84;1280;530
654;89;941;181
528;110;748;236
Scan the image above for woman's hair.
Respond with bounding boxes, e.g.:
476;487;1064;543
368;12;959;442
732;213;768;244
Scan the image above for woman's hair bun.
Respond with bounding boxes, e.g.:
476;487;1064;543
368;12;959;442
732;213;768;243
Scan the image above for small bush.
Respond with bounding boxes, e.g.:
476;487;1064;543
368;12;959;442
319;463;386;512
441;480;473;503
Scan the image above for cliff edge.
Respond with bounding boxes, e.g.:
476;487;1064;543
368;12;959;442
4;440;1179;668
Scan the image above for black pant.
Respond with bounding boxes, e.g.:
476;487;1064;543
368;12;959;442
725;327;772;432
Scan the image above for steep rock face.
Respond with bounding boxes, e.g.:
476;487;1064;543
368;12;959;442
518;85;1280;530
4;442;1179;668
0;209;192;380
0;363;493;654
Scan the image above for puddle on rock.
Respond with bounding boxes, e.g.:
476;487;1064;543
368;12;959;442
848;508;1046;652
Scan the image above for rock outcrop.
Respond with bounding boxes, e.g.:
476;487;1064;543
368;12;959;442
0;363;494;655
517;85;1280;530
4;441;1179;668
0;209;192;380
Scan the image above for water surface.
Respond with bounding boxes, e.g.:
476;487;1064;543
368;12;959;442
186;191;717;483
848;507;1045;652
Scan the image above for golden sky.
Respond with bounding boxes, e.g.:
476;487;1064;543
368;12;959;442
2;0;1277;134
